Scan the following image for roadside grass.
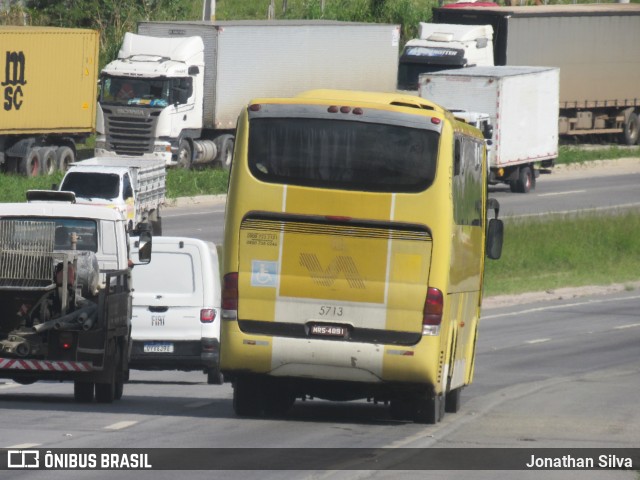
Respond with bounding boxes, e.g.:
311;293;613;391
483;210;640;297
557;145;640;165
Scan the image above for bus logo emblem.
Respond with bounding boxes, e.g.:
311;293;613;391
299;253;365;289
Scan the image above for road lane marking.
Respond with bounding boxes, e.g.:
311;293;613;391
525;338;551;344
104;421;138;430
538;190;586;197
614;323;640;330
6;443;41;449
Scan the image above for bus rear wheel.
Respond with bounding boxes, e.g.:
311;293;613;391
233;376;262;417
412;392;444;424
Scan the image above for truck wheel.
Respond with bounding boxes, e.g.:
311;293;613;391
21;148;41;177
56;146;75;172
623;112;640;146
219;135;234;170
233;376;263;416
96;373;116;403
177;140;192;169
74;381;94;403
40;147;58;175
516;166;534;194
151;216;163;236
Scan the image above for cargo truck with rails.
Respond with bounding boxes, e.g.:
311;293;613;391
0;193;152;402
95;20;401;169
431;3;640;145
0;27;99;176
419;66;560;193
58;157;166;235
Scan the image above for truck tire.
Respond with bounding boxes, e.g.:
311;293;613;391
56;146;75;172
74;381;94;403
40;147;58;175
623;112;640;146
96;344;119;404
515;166;534;194
177;139;192;169
21;148;41;177
218;135;235;170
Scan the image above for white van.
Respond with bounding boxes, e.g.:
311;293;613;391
130;236;222;384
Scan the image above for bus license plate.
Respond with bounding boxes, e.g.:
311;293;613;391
309;324;347;337
143;342;174;353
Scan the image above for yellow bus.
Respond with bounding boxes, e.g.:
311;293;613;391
221;90;503;423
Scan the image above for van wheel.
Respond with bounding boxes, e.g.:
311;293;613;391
233;376;262;416
21;148;41;177
40;147;58;175
207;368;224;385
74;381;94;403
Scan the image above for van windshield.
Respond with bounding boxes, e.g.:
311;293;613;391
248;117;439;193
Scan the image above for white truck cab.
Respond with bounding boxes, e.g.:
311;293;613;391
8;195;134;278
58;157;166;235
95;33;205;167
397;23;493;91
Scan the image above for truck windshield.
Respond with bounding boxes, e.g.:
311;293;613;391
248;117;439;193
99;75;192;107
61;172;120;200
0;217;98;252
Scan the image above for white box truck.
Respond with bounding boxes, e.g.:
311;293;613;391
95;20;401;169
419;66;559;193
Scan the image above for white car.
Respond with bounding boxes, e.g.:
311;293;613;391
130;236;222;384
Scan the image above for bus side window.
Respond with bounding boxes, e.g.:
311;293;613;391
454;138;462;176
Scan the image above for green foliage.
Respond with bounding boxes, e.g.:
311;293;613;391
483;211;640;296
164;168;229;199
557;146;640;165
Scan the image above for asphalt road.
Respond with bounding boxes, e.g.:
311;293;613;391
1;290;638;479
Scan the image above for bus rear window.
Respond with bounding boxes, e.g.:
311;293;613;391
248;118;439;193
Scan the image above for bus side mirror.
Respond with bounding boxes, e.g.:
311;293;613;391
486;218;504;260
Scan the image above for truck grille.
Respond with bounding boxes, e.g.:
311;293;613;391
103;107;162;156
0;220;55;289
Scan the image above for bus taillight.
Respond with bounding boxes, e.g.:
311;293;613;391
222;272;239;320
422;287;443;336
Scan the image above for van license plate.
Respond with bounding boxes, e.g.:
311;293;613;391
143;342;174;353
309;325;347;337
